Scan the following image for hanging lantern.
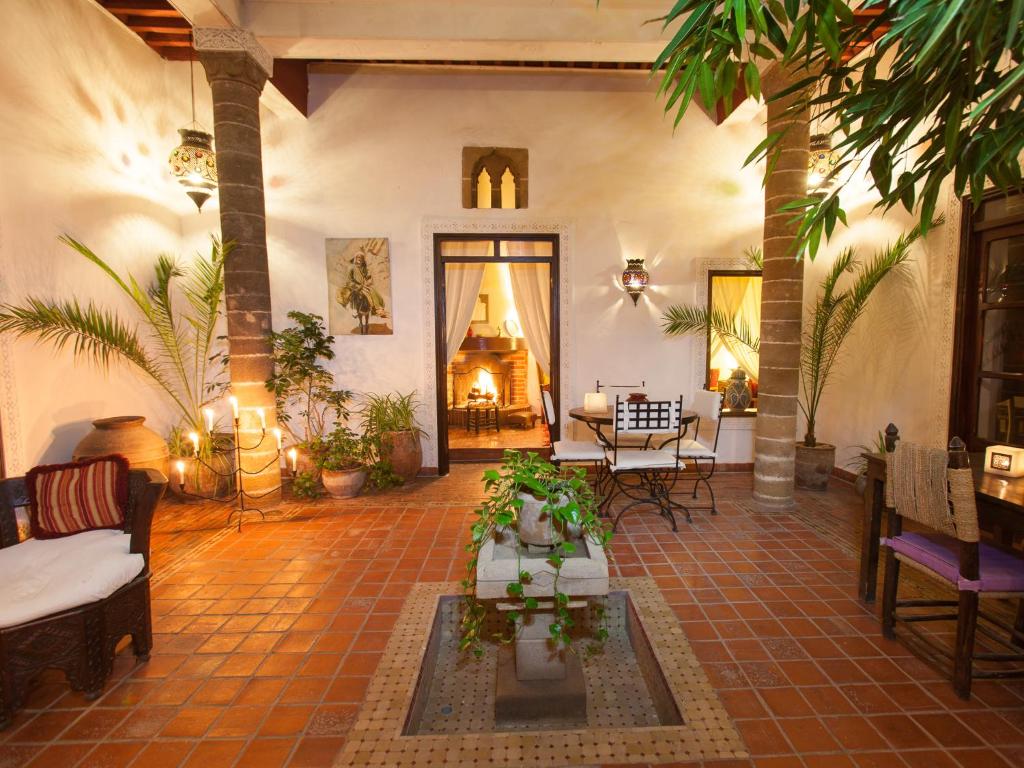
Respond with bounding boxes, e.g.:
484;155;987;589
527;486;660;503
807;133;839;194
621;258;649;306
169;128;217;211
169;53;217;212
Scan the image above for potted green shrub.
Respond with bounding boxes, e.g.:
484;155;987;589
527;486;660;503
359;391;426;484
309;425;370;498
460;450;613;657
265;311;352;475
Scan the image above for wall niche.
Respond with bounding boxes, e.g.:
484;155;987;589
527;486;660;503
462;147;528;209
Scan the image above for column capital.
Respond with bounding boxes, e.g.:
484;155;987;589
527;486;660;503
194;27;273;82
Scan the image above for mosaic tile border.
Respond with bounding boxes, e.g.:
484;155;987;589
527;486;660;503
334;577;747;767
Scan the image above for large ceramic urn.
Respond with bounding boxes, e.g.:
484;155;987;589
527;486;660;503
73;416;170;477
383;430;423;483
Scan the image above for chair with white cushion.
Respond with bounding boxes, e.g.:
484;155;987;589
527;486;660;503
0;465;166;728
670;390;723;515
542;391;605;484
602;395;688;531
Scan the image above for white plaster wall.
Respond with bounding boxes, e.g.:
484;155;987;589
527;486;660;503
256;68;766;468
801;168;957;473
0;0;210;471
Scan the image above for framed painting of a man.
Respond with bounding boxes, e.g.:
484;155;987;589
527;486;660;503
326;237;393;335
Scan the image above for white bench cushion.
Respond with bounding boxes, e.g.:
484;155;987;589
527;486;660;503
552;440;605;462
0;529;144;629
605;449;681;472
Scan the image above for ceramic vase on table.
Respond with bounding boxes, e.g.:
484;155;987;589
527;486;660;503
723;370;753;411
73;416;169;477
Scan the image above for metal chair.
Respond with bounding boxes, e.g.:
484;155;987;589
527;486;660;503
669;390;723;515
541;391;605;487
880;425;1024;699
601;395;688;531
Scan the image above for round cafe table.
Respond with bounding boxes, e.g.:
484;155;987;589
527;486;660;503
569;405;698;448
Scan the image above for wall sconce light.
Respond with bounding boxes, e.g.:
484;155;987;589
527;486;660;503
621;258;649;306
807;133;839;194
169;55;217;211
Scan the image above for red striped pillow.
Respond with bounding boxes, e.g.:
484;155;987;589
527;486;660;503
26;455;129;539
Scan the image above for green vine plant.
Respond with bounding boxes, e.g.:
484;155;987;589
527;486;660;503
460;450;613;659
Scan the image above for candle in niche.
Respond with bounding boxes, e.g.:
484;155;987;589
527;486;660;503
287;447;298;473
256;407;266;430
583;392;608;413
175;459;185;486
188;431;200;456
203;407;215;433
272;428;282;450
985;444;1024;478
229;395;239;420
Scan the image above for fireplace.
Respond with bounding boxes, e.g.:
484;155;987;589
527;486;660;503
447;337;532;428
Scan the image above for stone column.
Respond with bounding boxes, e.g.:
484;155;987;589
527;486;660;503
195;29;281;497
752;65;811;509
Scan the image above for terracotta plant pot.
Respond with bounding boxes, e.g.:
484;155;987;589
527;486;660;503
382;430;422;483
795;442;836;491
322;467;368;498
516;492;567;547
73;416;169;478
169;453;236;500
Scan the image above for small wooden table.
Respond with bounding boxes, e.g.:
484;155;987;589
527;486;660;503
568;406;698;448
859;452;1024;603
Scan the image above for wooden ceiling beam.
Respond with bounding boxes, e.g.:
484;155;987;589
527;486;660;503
99;0;180;17
123;16;190;33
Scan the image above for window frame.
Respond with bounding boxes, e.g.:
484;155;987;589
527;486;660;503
950;190;1024;451
706;267;762;418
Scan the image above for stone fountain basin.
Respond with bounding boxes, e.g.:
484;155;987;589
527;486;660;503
475;528;609;600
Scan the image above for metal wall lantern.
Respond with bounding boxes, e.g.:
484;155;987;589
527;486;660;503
622;258;649;306
807;133;839;194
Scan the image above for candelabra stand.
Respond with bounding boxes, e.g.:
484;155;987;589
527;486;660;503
177;417;291;532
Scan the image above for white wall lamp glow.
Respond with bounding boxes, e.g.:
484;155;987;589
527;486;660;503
807;133;840;195
621;258;649;306
169;55;217;211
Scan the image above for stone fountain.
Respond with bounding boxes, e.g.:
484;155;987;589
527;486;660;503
475;519;609;726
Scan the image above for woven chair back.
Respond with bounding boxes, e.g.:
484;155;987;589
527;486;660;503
884;442;979;543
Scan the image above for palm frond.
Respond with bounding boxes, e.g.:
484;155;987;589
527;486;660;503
661;304;759;353
0;298;186;414
744;246;764;270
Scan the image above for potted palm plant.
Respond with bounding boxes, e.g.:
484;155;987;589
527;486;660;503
309;425;370;498
359;391;426;484
0;236;231;495
795;225;927;490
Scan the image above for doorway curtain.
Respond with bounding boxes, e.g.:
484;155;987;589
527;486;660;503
445;260;486;365
502;242;551;377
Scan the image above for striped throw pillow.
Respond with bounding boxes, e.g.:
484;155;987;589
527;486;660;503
26;455;129;539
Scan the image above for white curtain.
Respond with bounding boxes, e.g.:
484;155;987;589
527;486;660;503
711;275;761;381
445;262;486;364
503;242;551;377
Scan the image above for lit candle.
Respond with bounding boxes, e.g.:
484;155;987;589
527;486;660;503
203;407;214;433
188;431;200;456
272;428;282;450
288;447;298;473
229;395;239;420
175;459;185;486
584;392;608;413
256;407;266;430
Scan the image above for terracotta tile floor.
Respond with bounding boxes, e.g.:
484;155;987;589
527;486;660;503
3;468;1024;768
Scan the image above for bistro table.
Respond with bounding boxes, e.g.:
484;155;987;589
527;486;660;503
859;451;1024;604
569;405;698;448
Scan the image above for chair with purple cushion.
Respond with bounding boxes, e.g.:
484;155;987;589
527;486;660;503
880;426;1024;699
